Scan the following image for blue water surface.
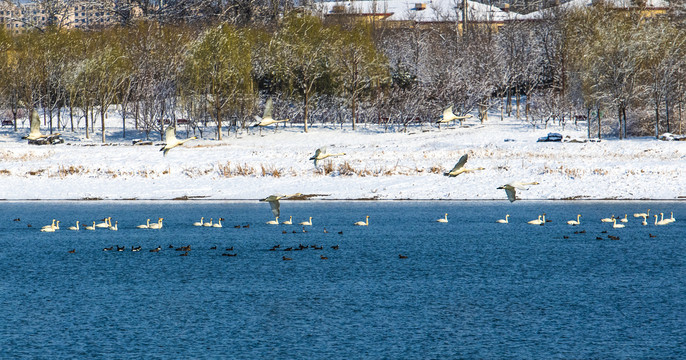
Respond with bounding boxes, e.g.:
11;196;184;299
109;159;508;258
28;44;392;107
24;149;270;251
0;201;684;359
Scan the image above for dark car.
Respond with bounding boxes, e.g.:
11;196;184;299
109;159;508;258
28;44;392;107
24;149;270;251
537;132;563;142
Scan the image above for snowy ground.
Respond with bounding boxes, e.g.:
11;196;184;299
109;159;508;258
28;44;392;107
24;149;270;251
1;111;685;201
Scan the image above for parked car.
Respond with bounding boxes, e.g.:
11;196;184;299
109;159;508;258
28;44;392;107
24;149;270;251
537;132;563;142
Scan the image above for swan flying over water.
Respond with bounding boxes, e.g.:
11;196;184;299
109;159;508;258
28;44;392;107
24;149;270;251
260;193;301;218
497;181;539;202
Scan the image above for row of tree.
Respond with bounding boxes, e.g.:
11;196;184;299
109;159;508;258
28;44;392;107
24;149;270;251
0;4;685;142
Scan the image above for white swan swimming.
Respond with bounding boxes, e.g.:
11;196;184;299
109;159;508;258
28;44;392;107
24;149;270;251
633;209;650;218
309;147;346;167
641;215;648;226
213;218;223;228
436;106;472;125
68;221;80;231
567;214;581;226
620;214;629;223
436;213;448;223
299;217;313;226
193;217;204;226
528;215;545;225
444;154;484;177
266;217;279;225
160;126;197;156
600;215;615;223
282;216;293;225
137;219;150;229
203;218;213;227
84;221;96;230
40;225;56;232
41;219;57;231
354;216;369;226
149;218;164;229
109;221;118;231
497;181;539;202
655;213;670;226
664;212;676;224
95;217;111;228
612;219;625;228
496;214;509;223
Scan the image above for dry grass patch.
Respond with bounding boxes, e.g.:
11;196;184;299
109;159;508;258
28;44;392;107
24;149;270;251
0;169;11;176
235;163;255;176
217;162;256;177
338;161;356;176
542;165;583;178
592;168;609;175
27;169;46;176
58;165;83;177
260;164;282;178
322;162;335;175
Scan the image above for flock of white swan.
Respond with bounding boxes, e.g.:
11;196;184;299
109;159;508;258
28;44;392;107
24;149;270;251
485;209;676;227
36;208;676;234
40;217;163;232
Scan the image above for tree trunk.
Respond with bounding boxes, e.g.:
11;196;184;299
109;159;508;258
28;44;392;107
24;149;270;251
69;105;74;132
586;108;590;139
622;107;627;139
216;102;222;140
11;104;17;132
679;97;683;135
122;102;127;139
617;106;623;140
303;92;309;133
515;89;520;119
506;88;511;116
665;99;670;133
101;107;107;143
85;104;90;139
597;107;601;140
655;101;660;139
352;96;357;131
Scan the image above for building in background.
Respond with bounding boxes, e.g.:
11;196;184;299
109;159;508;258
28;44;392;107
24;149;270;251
0;0;145;33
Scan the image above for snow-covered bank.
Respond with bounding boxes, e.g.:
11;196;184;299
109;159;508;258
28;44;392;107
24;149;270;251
1;116;685;201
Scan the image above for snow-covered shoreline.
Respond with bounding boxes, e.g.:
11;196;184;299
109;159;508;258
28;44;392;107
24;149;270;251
1;116;685;201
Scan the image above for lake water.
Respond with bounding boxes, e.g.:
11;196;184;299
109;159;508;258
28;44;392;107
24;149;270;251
0;201;684;359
